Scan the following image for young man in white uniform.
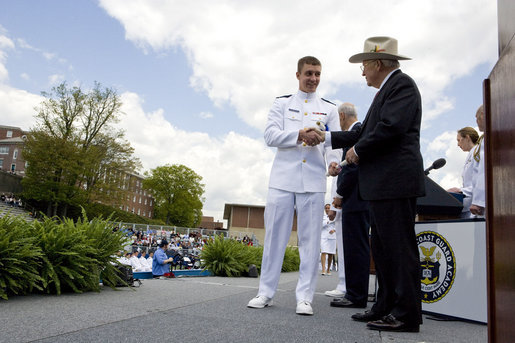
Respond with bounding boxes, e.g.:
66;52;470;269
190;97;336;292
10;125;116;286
247;56;340;315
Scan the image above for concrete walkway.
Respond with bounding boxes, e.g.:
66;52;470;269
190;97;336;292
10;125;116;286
0;272;487;343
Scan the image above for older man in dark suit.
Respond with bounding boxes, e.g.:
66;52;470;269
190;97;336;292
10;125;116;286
329;103;371;309
320;37;425;332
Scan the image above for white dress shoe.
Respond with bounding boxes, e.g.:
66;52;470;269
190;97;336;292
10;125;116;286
325;289;345;297
296;301;313;315
247;295;272;308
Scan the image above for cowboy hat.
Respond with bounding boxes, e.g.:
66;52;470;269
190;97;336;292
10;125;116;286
349;36;411;63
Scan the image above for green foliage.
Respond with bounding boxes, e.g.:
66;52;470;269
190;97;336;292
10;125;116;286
0;211;130;298
81;212;131;288
29;211;131;294
143;164;205;227
84;202;164;225
200;236;251;277
30;216;100;294
201;237;300;277
0;215;44;300
281;246;300;272
22;81;141;218
244;244;263;272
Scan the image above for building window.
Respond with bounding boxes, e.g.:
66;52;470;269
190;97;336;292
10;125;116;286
0;159;3;169
139;197;141;204
13;149;18;160
0;147;8;154
6;130;13;138
11;164;15;172
137;209;141;215
133;195;136;202
144;198;147;205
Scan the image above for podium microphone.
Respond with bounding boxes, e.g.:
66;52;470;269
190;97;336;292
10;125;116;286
424;158;446;175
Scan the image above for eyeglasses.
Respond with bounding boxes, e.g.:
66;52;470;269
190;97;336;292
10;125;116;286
360;60;377;71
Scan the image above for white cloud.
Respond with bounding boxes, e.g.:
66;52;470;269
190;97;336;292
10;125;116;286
0;33;15;82
117;92;274;220
0;85;43;130
199;111;213;119
20;72;30;80
48;73;65;86
99;0;497;132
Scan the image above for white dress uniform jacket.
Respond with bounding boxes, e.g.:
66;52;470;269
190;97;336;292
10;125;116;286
459;149;475;215
264;90;341;192
470;135;486;215
321;214;336;241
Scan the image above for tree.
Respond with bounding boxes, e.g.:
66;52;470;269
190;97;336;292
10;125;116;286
22;82;140;218
142;164;205;227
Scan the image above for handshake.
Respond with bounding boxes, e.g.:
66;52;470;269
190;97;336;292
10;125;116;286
299;127;326;146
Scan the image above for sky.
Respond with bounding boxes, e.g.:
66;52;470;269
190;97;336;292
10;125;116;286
0;0;498;224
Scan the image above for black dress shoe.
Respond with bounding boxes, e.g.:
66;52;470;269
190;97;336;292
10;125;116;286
330;297;366;308
351;310;383;322
366;314;420;332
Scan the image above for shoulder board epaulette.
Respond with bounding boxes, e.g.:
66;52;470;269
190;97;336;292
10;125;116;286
276;94;292;99
321;98;336;106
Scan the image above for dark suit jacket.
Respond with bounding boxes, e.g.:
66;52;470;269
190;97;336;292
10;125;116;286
336;122;369;212
331;70;425;201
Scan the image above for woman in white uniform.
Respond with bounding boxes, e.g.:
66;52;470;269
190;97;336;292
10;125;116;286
447;126;479;218
321;204;337;275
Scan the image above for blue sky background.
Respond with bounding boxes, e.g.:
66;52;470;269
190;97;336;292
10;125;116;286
0;0;498;222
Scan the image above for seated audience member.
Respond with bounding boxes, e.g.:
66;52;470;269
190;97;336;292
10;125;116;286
129;251;145;271
146;251;154;265
117;252;131;266
152;239;174;278
447;126;479;218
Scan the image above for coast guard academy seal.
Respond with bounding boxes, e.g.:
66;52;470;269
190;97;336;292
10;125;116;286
417;231;456;303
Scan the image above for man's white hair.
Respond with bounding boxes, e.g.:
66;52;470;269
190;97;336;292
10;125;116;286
380;59;400;68
338;102;357;117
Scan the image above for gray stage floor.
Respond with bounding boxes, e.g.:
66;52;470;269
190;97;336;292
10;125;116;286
0;272;487;343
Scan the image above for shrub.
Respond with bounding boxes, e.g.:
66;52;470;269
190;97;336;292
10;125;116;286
244;244;263;272
75;211;131;289
200;236;250;277
201;237;300;277
0;215;44;300
30;211;130;294
30;216;100;294
282;246;300;272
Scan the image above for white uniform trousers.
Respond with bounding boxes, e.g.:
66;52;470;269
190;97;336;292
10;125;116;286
258;188;325;303
333;209;347;292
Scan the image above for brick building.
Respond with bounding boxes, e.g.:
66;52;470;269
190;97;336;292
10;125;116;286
117;171;154;219
199;216;225;230
0;125;28;175
0;124;154;219
223;203;298;246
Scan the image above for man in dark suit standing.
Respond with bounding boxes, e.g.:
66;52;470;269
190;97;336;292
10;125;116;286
329;103;371;310
321;37;425;332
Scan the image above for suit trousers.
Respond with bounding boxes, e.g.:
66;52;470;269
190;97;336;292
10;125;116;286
258;188;324;303
341;210;370;305
369;197;422;326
